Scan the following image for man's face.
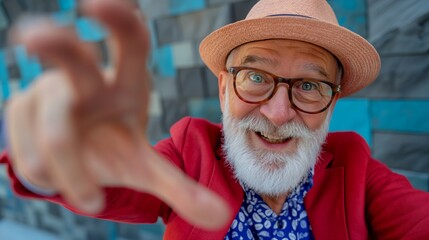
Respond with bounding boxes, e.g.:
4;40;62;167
218;39;340;196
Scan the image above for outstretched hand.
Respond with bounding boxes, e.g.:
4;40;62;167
6;0;230;230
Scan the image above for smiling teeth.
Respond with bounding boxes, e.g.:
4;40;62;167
259;132;289;143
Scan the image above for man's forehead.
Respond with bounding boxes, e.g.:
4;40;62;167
227;39;339;79
229;39;335;61
240;55;279;66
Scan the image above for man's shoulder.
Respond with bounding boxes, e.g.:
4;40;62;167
169;116;222;138
160;117;223;155
322;131;372;167
325;131;370;152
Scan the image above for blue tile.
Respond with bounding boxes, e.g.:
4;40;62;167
0;220;57;240
76;17;106;42
156;45;175;77
169;0;205;15
371;100;429;134
0;50;10;100
147;20;159;69
57;0;76;11
50;11;76;26
330;98;371;145
328;0;366;37
188;98;221;123
107;222;117;240
14;46;42;90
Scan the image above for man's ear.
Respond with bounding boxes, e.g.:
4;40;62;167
218;70;228;113
328;93;341;114
330;93;341;108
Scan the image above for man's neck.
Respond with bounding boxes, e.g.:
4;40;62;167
260;193;289;215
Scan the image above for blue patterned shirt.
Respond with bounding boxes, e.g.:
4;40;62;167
225;171;314;240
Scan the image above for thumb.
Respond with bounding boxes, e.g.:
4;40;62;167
130;145;232;230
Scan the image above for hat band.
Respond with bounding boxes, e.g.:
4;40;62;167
267;14;312;18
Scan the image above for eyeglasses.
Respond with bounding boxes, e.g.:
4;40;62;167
228;67;341;114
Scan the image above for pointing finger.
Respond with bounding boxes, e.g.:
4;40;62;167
126;142;231;230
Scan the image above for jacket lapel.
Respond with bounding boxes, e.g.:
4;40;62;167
305;150;349;240
185;155;244;240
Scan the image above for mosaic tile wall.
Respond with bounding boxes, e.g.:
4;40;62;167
0;0;428;239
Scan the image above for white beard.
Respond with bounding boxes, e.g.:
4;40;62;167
222;97;330;197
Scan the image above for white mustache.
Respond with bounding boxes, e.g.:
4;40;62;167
236;115;312;139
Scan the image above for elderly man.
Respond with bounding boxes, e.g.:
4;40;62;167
2;0;429;239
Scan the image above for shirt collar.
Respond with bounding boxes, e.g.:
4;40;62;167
243;169;314;211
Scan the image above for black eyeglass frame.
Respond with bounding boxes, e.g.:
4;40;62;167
228;66;341;114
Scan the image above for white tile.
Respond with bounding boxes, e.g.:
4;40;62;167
172;41;196;68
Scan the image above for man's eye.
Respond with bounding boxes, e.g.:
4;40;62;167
300;81;318;91
248;73;265;83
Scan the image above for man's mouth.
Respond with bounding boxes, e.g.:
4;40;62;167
255;131;292;144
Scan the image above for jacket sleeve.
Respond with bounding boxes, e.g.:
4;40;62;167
365;157;429;239
0;144;177;224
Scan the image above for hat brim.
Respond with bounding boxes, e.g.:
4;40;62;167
199;16;381;97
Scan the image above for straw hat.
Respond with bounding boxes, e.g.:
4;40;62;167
199;0;381;97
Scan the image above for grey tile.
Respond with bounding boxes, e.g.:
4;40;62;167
3;47;15;66
117;224;140;239
0;198;4;217
47;202;61;218
193;40;205;66
368;0;429;42
0;29;7;49
0;4;9;30
2;0;25;24
138;0;169;19
203;66;219;97
154;16;182;45
147;116;165;143
208;0;245;7
373;132;429;173
231;0;257;21
372;11;429;55
23;204;37;226
178;5;231;42
161;97;189;131
20;0;59;12
353;54;429;98
88;230;108;240
177;66;205;98
152;75;178;98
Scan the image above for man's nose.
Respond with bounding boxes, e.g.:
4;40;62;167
259;86;297;127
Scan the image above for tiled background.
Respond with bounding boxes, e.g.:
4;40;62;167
0;0;428;239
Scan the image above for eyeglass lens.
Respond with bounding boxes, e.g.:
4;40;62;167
234;68;334;113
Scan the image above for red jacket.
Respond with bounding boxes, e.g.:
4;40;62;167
2;117;429;239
